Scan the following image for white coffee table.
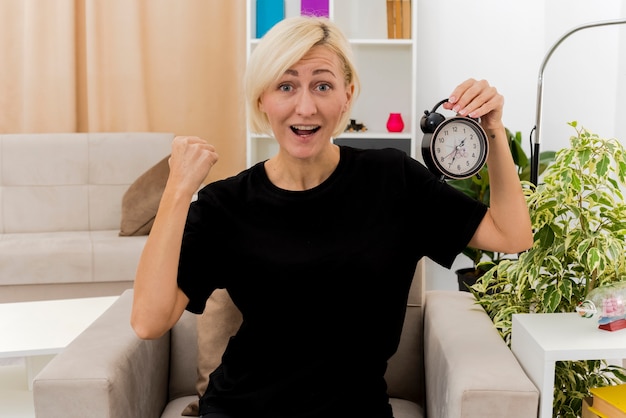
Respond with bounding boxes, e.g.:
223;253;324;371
511;312;626;418
0;296;118;389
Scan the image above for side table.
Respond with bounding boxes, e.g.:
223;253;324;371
511;312;626;418
0;296;118;389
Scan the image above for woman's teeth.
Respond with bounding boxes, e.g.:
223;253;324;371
291;125;320;135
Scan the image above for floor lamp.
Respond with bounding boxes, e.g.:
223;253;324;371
531;18;626;186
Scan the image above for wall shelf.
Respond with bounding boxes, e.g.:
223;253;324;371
246;0;418;166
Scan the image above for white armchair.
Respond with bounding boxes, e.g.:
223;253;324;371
33;260;539;417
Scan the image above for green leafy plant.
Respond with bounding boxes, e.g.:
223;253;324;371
449;128;556;274
471;122;626;417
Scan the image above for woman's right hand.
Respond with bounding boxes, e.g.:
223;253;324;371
131;136;218;339
168;135;219;197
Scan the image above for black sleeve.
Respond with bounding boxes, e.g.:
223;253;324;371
402;153;488;268
177;190;224;314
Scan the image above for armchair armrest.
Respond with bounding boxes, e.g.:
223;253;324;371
424;291;539;418
33;290;170;418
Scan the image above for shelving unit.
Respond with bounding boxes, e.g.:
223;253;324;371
246;0;418;167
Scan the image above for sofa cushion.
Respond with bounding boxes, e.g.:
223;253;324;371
0;132;174;233
182;289;243;416
3;185;90;233
1;134;89;186
0;231;93;285
89;184;130;231
119;155;170;236
1;132;89;234
91;231;149;282
88;133;173;231
390;398;424;418
163;396;199;418
0;132;174;292
0;230;148;286
88;133;172;185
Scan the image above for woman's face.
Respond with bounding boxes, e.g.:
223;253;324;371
259;46;353;161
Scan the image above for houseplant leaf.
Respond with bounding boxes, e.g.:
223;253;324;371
471;123;626;417
449;128;556;288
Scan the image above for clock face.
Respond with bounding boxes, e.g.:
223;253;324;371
430;117;488;179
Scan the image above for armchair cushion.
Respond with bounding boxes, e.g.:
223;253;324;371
119;155;170;236
182;289;243;416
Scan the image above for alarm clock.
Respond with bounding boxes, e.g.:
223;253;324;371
420;98;489;180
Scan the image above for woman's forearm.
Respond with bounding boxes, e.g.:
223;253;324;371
481;125;533;253
130;183;192;339
131;136;218;339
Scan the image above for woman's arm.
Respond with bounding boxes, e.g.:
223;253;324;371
130;136;219;339
444;79;533;254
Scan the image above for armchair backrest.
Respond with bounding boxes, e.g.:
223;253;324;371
167;259;426;406
385;258;425;405
168;307;198;401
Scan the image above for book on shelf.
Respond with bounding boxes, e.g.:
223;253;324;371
386;0;411;39
588;384;626;418
256;0;285;38
582;397;599;418
300;0;328;17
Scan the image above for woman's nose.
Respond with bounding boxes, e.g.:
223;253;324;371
295;90;317;116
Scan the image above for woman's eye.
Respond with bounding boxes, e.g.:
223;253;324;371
279;84;293;92
316;83;331;92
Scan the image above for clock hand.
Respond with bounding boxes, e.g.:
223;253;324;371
457;138;469;158
443;148;457;160
445;137;467;166
448;150;458;168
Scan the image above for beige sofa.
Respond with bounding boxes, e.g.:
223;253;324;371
0;132;173;302
33;261;540;418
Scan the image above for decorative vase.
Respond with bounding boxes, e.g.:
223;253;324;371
386;113;404;132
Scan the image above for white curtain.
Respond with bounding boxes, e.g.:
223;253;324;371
0;0;247;182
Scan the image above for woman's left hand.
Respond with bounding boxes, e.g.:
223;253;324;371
448;79;534;255
442;78;504;131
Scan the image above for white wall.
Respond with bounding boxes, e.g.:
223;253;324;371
417;0;626;290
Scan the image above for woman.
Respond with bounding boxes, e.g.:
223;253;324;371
131;16;532;418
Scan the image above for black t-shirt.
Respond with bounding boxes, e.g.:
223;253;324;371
177;146;487;418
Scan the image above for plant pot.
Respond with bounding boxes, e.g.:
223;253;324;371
456;267;484;292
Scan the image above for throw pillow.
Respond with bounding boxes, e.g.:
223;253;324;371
119;155;170;236
182;289;243;416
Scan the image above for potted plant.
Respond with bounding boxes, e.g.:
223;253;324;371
471;122;626;417
449;128;555;290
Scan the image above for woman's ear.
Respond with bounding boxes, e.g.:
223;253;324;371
342;84;354;112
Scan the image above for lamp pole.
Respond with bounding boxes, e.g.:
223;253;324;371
531;18;626;186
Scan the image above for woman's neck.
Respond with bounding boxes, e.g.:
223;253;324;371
264;144;340;191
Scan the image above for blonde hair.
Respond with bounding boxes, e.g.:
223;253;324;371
245;16;360;138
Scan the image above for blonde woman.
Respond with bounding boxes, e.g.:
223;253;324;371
131;15;532;418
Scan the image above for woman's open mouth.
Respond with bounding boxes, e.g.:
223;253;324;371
291;125;321;136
